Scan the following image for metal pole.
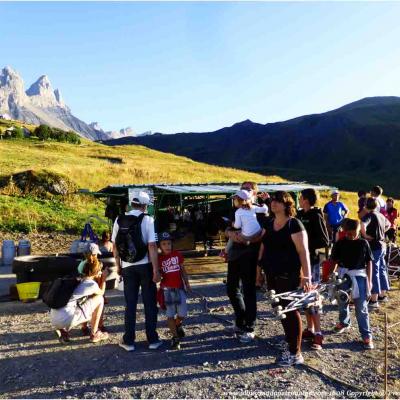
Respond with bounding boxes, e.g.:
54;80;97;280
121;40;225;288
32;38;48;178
384;312;388;400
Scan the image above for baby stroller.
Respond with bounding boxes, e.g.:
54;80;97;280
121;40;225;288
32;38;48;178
386;243;400;285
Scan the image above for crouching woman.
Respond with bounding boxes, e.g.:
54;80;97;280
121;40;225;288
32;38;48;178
50;257;109;343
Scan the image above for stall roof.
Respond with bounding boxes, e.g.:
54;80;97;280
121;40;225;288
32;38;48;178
93;182;337;197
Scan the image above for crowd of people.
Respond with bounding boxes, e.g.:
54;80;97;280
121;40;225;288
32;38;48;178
49;182;397;368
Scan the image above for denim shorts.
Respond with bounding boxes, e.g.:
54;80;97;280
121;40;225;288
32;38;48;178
164;288;188;318
311;263;321;284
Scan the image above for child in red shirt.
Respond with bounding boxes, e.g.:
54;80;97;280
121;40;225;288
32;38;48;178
158;232;191;350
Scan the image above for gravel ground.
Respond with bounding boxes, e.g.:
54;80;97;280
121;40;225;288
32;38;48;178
1;283;400;399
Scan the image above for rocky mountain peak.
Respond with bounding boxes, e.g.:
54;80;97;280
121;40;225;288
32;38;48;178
89;122;104;132
0;66;26;108
26;75;52;96
54;88;63;103
26;74;67;109
1;66;20;81
0;66;139;141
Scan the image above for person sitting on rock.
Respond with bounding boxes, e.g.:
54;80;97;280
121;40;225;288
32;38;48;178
50;253;109;343
99;231;113;253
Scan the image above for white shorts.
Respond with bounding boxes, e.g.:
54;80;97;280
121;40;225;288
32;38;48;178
69;296;102;328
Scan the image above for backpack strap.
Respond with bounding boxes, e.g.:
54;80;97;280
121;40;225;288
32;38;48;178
118;213;147;228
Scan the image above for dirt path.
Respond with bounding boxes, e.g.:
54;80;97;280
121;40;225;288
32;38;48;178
1;284;399;399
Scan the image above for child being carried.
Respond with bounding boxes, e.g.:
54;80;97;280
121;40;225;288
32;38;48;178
225;189;267;253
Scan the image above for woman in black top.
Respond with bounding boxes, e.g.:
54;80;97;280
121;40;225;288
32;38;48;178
258;191;312;367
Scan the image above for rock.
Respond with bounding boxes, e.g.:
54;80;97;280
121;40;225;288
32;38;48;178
0;170;77;197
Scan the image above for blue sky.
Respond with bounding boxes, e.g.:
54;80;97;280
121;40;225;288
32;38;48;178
1;2;400;134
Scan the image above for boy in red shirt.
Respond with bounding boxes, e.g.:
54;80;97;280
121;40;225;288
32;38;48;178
158;232;191;350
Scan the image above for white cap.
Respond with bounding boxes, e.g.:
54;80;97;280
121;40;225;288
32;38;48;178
331;190;340;195
87;242;102;255
131;191;153;206
232;189;252;201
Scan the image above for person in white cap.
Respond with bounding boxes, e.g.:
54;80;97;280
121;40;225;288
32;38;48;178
112;191;162;351
323;190;349;244
224;189;266;344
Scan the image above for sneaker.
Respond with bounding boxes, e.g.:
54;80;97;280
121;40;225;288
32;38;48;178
239;331;255;343
302;329;315;341
276;340;289;351
171;337;181;350
90;330;109;343
378;295;389;303
368;300;380;309
55;329;70;343
148;340;163;350
363;338;374;350
334;322;350;334
119;341;135;352
276;350;304;367
176;324;186;338
81;326;91;336
311;334;324;350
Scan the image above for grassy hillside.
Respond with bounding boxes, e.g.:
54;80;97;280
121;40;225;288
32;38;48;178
0;139;280;191
0;133;281;232
0;119;366;234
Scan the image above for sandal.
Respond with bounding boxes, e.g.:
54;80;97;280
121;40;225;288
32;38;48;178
90;330;109;343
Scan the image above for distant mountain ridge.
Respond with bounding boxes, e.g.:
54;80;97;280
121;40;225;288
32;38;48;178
0;66;139;141
104;96;400;195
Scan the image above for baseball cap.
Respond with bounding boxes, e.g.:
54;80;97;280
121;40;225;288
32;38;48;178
158;232;173;242
87;242;102;255
331;190;340;195
232;189;252;201
131;191;153;206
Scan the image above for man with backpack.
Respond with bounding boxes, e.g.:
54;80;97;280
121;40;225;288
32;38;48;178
112;191;162;351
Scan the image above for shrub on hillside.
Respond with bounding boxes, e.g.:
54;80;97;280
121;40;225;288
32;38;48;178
35;124;52;140
33;124;81;144
11;126;24;139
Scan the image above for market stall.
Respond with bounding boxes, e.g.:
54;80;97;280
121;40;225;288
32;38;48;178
91;182;336;254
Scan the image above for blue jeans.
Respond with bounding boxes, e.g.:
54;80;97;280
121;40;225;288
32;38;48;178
337;275;372;340
331;224;341;244
371;247;390;295
121;263;159;345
